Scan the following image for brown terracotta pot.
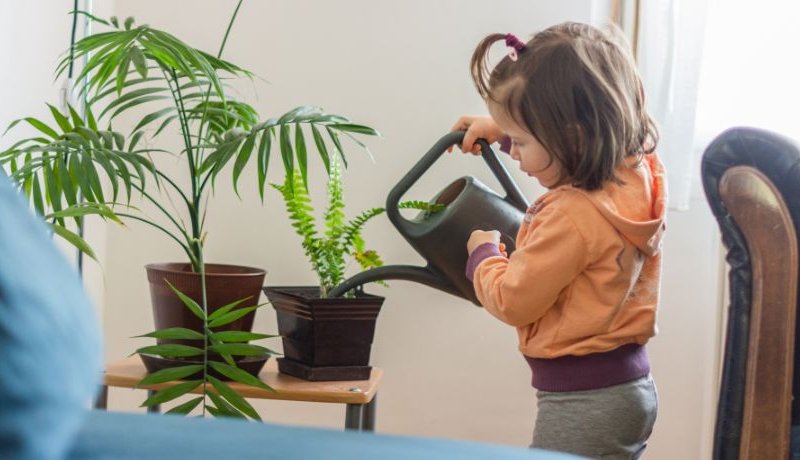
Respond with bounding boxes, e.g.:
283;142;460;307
263;286;384;381
146;263;267;347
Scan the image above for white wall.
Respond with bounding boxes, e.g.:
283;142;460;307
2;1;723;459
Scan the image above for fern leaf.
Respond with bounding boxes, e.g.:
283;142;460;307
273;170;318;249
323;158;345;240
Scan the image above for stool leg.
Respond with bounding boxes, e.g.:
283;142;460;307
362;394;377;431
147;390;161;414
94;385;108;410
344;404;362;430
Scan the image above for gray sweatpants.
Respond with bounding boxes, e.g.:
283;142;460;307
531;374;658;459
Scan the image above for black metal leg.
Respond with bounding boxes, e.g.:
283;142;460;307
344;403;362;430
147;390;161;414
362;394;377;431
94;385;108;410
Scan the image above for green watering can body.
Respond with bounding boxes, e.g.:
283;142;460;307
329;131;529;306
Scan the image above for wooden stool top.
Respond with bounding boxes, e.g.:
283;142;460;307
104;356;382;405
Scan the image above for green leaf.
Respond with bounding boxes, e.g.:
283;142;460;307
135;344;204;358
326;127;347;168
207;391;246;418
165;396;204;415
232;133;256;197
46;202;121;223
138;364;203;386
279;124;294;188
294;124;308;191
140;380;202;407
67;105;85;129
31;174;44;216
208;361;273;392
207;305;258;328
209;331;276;343
132;107;175;134
330;123;380;136
47;104;73;133
207;343;271;356
208;376;261;420
49;224;97;260
22;117;59;140
165;280;206;320
69;10;110;26
106;94;171;121
135;327;205;340
206;297;252;323
129;46;149;78
311;124;330;174
256;128;272;200
115;51;131;95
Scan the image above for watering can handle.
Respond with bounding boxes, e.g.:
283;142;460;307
386;131;529;227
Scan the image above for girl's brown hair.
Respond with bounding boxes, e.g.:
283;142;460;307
471;22;658;191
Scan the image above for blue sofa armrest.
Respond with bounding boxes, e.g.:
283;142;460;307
69;410;580;459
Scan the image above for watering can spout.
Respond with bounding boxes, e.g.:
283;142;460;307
332;131;528;306
328;265;460;299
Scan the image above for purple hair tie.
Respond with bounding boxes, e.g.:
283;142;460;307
505;33;526;61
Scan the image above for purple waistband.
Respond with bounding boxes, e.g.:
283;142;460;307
525;343;650;392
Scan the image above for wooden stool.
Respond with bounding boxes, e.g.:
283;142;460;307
96;356;382;431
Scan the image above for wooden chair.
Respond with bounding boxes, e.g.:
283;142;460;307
702;127;800;459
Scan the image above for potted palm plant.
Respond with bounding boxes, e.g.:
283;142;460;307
1;3;378;416
1;6;377;350
264;159;441;381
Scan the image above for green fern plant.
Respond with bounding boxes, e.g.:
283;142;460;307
273;159;442;297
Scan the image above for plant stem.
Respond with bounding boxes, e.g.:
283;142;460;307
194;0;244;188
197;0;242;415
218;0;243;58
162;67;202;270
198;243;209;418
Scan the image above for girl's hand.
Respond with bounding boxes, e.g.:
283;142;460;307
449;115;504;155
467;229;501;255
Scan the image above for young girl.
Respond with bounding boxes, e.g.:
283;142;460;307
454;23;666;459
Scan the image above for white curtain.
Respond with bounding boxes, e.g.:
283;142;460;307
636;0;710;211
693;0;800;151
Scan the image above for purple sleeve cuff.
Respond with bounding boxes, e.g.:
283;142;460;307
498;136;511;154
466;242;504;281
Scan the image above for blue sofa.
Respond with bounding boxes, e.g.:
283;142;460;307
0;171;575;460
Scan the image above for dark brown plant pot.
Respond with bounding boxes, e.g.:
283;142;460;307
139;353;269;381
146;263;267;348
263;286;384;381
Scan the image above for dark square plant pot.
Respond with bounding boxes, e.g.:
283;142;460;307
263;286;384;381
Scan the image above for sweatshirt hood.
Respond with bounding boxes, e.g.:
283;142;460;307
574;154;667;257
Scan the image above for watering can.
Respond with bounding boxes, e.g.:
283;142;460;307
328;131;529;306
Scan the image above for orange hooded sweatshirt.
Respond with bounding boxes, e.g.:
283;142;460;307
467;153;667;391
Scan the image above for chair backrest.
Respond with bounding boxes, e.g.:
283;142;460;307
702;127;800;459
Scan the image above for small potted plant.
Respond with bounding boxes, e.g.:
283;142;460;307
264;159;441;381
